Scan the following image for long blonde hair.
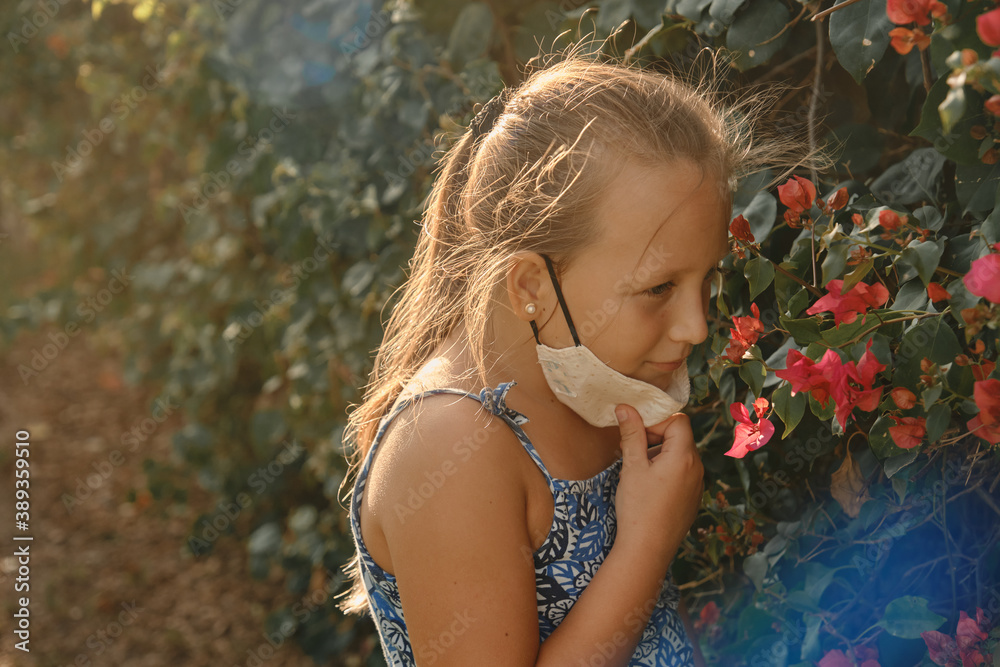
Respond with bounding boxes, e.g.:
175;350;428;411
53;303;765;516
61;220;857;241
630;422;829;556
337;36;811;616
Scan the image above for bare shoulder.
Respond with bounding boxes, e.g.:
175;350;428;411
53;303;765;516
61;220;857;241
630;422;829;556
365;392;543;665
365;391;529;530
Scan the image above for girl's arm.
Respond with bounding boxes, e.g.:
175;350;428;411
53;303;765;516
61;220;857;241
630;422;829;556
377;400;703;667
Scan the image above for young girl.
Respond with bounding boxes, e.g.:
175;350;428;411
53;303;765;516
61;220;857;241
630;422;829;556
338;43;794;666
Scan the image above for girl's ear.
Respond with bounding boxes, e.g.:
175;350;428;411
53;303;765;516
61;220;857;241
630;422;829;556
506;252;549;321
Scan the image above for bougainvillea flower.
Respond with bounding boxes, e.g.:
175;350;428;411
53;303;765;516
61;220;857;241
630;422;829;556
830;340;885;430
956;610;989;649
818;650;852;667
725;398;774;458
986;95;1000;116
694;601;720;631
775;348;836;407
778;175;816;216
887;0;947;26
853;646;881;667
879;209;905;231
927;282;951;302
889;416;926;449
963;252;1000;303
806;279;891;326
922;631;959;666
972;359;995;382
725;303;765;363
826;187;848;211
967;378;1000;444
977;7;1000;47
729;214;754;243
891;387;917;409
890;27;931;54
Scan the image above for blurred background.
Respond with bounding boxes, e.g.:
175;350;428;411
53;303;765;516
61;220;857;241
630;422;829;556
2;0;999;665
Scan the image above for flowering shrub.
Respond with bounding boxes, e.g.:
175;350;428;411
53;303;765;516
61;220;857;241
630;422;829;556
684;1;1000;664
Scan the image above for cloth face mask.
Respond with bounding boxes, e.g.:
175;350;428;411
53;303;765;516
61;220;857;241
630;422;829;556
529;254;690;428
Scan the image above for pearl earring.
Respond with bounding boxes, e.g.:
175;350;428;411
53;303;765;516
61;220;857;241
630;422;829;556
525;303;537;315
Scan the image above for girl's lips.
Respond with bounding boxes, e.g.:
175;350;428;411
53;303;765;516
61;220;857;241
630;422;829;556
649;359;685;372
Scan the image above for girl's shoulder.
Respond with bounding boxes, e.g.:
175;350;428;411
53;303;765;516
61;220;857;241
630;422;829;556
364;376;535;530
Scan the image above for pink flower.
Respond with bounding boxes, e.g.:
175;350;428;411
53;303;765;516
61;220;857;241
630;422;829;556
726;303;765;363
778;176;816;216
818;650;852;667
977;7;1000;47
775;348;836;407
964;251;1000;303
725;398;774;458
967;379;1000;444
889;416;926;449
807;279;891;326
887;0;947;26
922;630;959;666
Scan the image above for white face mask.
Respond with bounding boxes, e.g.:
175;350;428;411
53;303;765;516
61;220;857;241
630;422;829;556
529;254;691;428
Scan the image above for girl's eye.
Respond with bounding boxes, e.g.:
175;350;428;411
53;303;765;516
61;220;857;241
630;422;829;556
643;267;730;298
644;281;675;298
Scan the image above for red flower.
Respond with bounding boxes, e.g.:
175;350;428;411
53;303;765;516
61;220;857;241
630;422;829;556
730;214;754;243
891;387;917;409
725;398;774;458
967;378;1000;444
928;282;951;302
964;252;1000;304
778;176;816;216
829;340;885;430
986;95;1000;116
890;26;932;54
806;279;891;326
922;630;959;666
776;349;835;407
818;650;853;667
890;416;927;449
826;187;848;212
956;610;989;650
726;303;765;363
977;7;1000;47
972;359;995;382
879;209;905;231
887;0;947;26
694;601;720;631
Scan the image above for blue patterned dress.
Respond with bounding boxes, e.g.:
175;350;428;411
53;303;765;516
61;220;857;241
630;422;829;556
348;380;695;666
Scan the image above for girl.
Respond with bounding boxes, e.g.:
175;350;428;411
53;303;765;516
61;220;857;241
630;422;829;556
339;42;798;666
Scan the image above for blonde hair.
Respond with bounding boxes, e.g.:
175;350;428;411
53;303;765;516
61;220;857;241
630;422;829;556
336;34;813;616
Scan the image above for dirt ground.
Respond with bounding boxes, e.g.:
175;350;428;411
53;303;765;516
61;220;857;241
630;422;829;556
0;329;372;667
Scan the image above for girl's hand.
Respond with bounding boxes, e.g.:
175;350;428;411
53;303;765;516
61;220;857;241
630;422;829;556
613;403;704;567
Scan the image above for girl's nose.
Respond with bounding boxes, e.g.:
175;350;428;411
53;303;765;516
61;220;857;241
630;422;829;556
667;284;710;346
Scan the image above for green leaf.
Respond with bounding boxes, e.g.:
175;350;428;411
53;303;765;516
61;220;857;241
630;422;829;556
912;75;983;165
773;383;807;439
922;383;943;411
842;258;874;292
877;596;946;639
739;359;766;397
884;449;919;478
925;403;951;444
821;241;850;286
938;84;967;135
868;414;900;459
900;239;944;286
869;148;945;207
780;315;823;345
744;256;775;300
828;0;892;83
743;551;768;591
726;0;791;70
445;3;494;69
956;162;1000;215
809;391;836;421
895;318;962;387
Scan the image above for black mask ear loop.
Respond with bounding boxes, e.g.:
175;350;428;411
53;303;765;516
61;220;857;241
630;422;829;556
529;254;582;347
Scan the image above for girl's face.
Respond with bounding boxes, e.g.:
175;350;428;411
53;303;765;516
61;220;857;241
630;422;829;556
550;158;731;389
